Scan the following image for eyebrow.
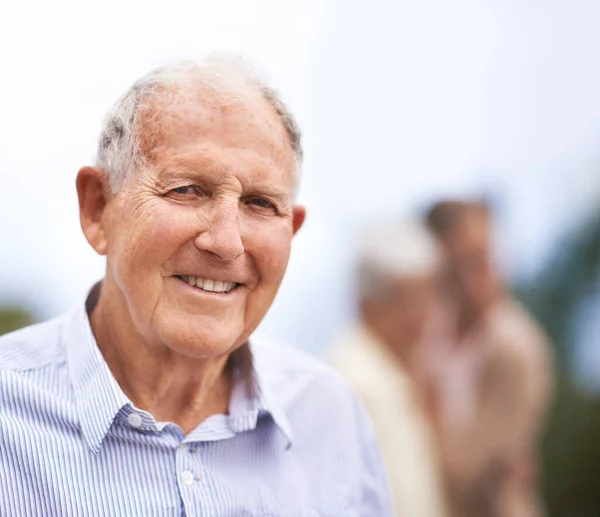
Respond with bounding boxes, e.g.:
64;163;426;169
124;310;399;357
245;185;290;204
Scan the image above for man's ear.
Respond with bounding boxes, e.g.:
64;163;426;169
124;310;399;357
76;167;111;255
292;205;306;236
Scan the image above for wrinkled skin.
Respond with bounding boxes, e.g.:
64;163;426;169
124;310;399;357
76;88;305;428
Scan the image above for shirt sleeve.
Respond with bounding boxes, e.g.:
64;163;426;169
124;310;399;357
351;395;395;517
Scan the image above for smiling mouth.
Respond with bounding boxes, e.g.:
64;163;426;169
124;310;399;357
175;275;240;294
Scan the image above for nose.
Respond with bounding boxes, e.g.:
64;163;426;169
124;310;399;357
193;199;244;261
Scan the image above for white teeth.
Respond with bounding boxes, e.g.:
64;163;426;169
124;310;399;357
181;276;236;293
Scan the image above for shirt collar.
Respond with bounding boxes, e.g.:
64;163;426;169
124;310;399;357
65;302;130;455
248;347;294;448
65;290;293;454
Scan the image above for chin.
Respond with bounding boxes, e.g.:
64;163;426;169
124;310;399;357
167;331;241;359
157;316;246;360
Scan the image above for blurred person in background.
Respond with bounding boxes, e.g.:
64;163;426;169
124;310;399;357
328;220;449;517
424;200;554;517
0;56;393;516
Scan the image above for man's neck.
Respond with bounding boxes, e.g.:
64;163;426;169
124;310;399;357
455;294;501;342
88;283;233;435
456;306;482;340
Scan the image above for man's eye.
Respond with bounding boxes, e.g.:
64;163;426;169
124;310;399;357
171;186;196;195
247;198;274;210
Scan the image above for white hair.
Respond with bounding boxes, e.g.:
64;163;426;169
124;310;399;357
356;220;441;303
95;55;303;192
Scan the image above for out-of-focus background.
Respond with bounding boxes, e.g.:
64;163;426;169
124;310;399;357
1;1;600;515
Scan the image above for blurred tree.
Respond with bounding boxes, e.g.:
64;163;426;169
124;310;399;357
520;210;600;365
0;307;35;336
517;208;600;517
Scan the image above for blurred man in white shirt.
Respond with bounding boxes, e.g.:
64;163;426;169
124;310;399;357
329;220;448;517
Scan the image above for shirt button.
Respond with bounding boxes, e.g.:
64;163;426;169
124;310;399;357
127;413;143;428
181;470;195;486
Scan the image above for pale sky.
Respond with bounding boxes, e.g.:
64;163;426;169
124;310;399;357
1;0;600;355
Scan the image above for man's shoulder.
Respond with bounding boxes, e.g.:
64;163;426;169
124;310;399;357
0;314;69;371
490;299;551;352
250;335;359;408
327;326;401;393
251;337;341;383
485;299;554;385
251;336;378;451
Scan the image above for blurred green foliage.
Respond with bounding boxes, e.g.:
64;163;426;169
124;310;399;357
0;307;35;336
517;209;600;517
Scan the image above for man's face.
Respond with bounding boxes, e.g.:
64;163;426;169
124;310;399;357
369;275;438;351
441;211;498;310
96;90;304;358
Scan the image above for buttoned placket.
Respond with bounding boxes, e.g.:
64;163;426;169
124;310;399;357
176;440;204;516
124;409;206;516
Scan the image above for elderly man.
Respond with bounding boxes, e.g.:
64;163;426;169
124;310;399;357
0;57;392;516
329;221;449;517
424;200;554;517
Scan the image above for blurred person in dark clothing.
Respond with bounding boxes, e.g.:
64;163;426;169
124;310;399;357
329;220;449;517
424;200;554;517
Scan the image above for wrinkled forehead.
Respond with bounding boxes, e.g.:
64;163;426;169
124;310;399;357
136;86;296;181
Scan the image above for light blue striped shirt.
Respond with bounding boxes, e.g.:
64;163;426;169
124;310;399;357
0;300;392;516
